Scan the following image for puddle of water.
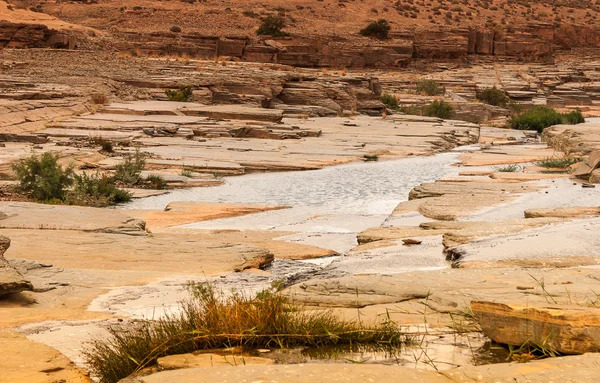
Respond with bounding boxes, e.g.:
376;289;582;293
260;334;509;371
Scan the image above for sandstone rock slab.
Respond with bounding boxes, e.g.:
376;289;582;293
472;301;600;354
0;236;32;296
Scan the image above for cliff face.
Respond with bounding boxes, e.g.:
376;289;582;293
109;23;559;67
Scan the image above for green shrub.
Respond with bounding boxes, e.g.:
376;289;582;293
12;152;74;202
360;19;391;39
416;80;445;96
84;282;409;383
477;86;509;107
256;15;289;36
509;106;584;133
165;86;193;102
144;174;168;190
363;154;379;161
562;109;585;124
114;149;145;187
423;100;454;119
380;93;399;110
67;172;132;207
535;156;580;169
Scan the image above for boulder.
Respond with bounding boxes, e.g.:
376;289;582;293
0;236;33;296
472;301;600;354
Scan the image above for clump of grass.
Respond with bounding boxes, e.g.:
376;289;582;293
416;80;445;96
363;154;379;161
12;152;74;202
494;164;521;172
256;15;289;36
180;167;193;177
535;156;580;169
67;172;132;207
143;174;168;190
477;86;508;107
423;100;454;119
510;106;585;133
165;86;193;102
360;19;391;39
84;283;409;383
114;149;146;187
380;93;399;110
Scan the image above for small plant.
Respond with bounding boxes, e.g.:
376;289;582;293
114;149;146;187
91;93;108;105
12;152;74;202
165;86;193;102
380;93;399;110
423;100;454;119
477;86;509;107
416;80;445;96
144;174;168;190
84;282;410;383
101;141;114;153
67;172;132;207
256;15;289;36
170;25;182;33
360;19;391;39
494;164;521;172
180;168;193;177
535;156;580;169
363;154;379;161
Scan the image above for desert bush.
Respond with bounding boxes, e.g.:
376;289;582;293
423;100;455;119
535;156;580;169
12;152;74;202
416;80;445;96
165;86;193;102
509;106;584;133
477;86;509;107
67;172;131;207
84;282;409;383
170;26;182;33
380;93;399;110
114;149;145;187
91;93;108;105
256;15;289;36
360;19;391;39
143;174;168;190
562;109;585;124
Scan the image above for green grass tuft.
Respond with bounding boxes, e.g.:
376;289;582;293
510;106;585;133
535;156;580;169
494;164;521;172
84;283;409;383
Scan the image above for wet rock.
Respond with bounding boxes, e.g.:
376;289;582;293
0;236;33;296
157;353;274;370
472;301;600;354
118;364;449;383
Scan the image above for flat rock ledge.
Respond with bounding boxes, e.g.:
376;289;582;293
472;301;600;354
118;354;600;383
0;235;33;296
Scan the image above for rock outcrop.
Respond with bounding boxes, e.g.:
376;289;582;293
0;235;33;296
472;301;600;354
0;21;75;49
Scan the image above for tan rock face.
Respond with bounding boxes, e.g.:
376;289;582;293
157;353;274;370
524;207;600;219
472;301;600;354
0;236;33;296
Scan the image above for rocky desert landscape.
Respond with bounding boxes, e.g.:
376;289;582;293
4;0;600;382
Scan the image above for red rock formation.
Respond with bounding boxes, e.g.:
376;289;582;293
0;21;75;49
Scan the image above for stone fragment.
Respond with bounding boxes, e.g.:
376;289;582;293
472;301;600;354
0;236;33;296
524;207;600;219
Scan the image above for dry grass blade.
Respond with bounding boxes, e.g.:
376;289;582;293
84;282;411;383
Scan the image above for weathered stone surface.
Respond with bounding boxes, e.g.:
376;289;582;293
0;202;147;235
472;301;600;354
0;236;33;296
119;364;449;383
524;207;600;219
